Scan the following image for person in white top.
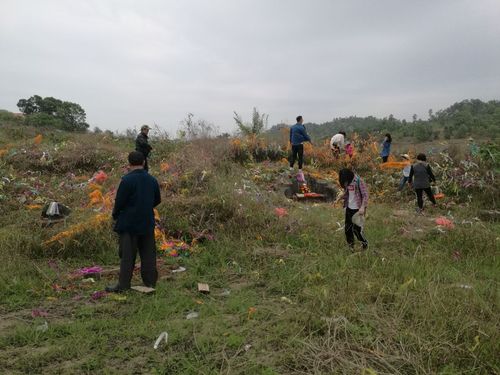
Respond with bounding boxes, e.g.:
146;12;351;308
398;154;412;191
330;131;346;158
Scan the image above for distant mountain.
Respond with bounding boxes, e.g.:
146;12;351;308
265;99;500;142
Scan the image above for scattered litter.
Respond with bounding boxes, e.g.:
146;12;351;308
42;202;71;219
160;162;170;172
186;312;199;320
197;283;210;294
460;220;474;226
452;251;461;261
361;368;378;375
244;344;252;352
131;286;156;294
456;284;473;289
195;299;204;305
171;266;186;273
219;289;231;297
81;278;95;283
47;259;60;272
469;335;480;352
110;295;127;302
91;170;108;184
26;204;42;210
31;309;48;318
296;170;305;183
247;307;257;320
435;217;454;229
399;277;416;291
46;296;57;301
303;192;324;198
274;207;288;218
91;290;107;300
78;266;103;278
280;296;293;304
153;332;169;349
35;321;48;332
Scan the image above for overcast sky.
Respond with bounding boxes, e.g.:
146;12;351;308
1;0;499;133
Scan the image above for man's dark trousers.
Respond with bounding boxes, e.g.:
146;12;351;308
290;144;304;169
118;230;157;288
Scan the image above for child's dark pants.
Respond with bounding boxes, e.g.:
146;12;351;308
415;187;436;209
345;207;368;247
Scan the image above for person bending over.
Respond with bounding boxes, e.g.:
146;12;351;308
330;131;346;158
408;153;436;213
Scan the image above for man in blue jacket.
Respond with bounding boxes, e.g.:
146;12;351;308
289;115;312;171
106;151;161;293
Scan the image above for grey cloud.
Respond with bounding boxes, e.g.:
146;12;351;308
1;0;499;132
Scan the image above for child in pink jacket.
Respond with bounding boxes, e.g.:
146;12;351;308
345;141;354;159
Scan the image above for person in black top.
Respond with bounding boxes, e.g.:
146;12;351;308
106;151;161;293
408;153;436;212
135;125;153;171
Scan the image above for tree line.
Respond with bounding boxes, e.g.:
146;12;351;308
266;99;500;142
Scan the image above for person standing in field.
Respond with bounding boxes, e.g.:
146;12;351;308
339;168;369;251
330;131;346;158
398;154;412;191
408;153;437;213
380;133;392;163
106;151;161;293
136;125;153;172
289;115;312;172
345;141;354;159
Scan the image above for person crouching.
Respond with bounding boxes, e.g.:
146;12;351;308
339;168;369;251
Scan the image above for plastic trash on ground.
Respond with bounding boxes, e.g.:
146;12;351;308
171;266;186;273
274;207;288;217
91;170;108;184
186;312;199;320
154;332;168;349
35;321;48;332
296;170;305;183
435;217;454;229
91;290;107;300
31;309;48;318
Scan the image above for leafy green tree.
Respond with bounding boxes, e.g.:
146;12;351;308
17;95;89;131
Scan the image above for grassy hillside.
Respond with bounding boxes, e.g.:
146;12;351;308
0;119;499;374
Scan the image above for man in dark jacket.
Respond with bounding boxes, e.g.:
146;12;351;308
135;125;153;171
289;115;312;171
106;151;161;293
